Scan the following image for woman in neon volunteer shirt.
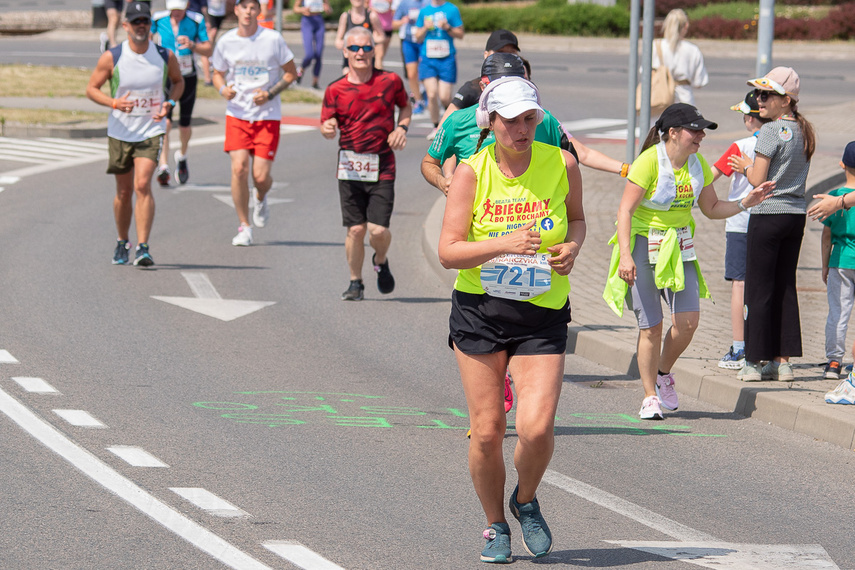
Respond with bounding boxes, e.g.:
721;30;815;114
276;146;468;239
604;103;773;421
438;77;585;563
728;67;815;382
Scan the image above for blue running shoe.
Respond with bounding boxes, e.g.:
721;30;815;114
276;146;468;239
412;101;425;115
480;522;512;564
718;346;745;370
133;243;154;267
112;239;130;265
509;485;552;558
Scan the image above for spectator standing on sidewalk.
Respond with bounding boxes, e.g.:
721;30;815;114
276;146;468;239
438;77;585;563
819;142;855;398
603;103;773;420
653;9;708;106
293;0;331;90
151;0;213;186
709;91;770;370
87;2;184;267
212;0;298;247
729;67;815;382
320;27;411;301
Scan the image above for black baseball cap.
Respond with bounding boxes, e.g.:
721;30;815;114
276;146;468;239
485;29;520;53
480;53;526;82
124;1;151;21
656;103;718;132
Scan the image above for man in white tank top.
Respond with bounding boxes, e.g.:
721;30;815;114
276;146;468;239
86;2;184;267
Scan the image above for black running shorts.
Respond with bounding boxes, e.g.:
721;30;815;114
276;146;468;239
338;179;395;228
449;290;571;356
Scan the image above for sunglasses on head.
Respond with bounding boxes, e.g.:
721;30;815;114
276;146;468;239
346;44;374;53
130;18;151;25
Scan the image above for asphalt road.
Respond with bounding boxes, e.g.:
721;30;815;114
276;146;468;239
1;30;854;570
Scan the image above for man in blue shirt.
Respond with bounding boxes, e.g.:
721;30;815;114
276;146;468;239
152;0;213;185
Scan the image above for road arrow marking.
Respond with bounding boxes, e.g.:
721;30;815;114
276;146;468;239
213;195;293;208
152;272;275;322
604;541;839;569
543;470;840;569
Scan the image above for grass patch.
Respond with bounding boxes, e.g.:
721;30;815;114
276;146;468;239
0;63;321;125
0;63;322;104
0;64;94;98
0;108;105;125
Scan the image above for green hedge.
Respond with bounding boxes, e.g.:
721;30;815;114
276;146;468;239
459;0;630;37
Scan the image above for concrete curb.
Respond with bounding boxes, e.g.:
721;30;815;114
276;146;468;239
421;180;855;452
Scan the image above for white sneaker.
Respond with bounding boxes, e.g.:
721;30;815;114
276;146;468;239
639;395;664;420
99;32;109;53
231;224;253;246
252;191;269;228
426;127;438;141
825;374;855;404
655;372;679;411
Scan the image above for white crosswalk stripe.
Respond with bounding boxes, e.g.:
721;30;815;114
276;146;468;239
0;136;107;165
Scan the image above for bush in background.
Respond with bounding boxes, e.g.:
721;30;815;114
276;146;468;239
459;0;629;36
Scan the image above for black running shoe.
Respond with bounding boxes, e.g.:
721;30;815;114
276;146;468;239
112;239;130;265
175;151;189;184
133;243;154;267
373;254;395;294
341;279;364;301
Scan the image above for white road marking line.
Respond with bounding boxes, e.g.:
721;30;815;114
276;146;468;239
52;409;107;428
107;445;170;468
542;470;716;541
0;387;272;570
263;541;346;570
183;272;221;300
0;350;20;363
604;541;840;569
170;487;250;518
12;377;60;394
39;137;109;149
279;125;317;134
0;153;54;164
0;138;105;157
0;175;21;184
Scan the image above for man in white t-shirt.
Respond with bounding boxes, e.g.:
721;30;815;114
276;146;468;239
212;0;298;246
710;91;770;369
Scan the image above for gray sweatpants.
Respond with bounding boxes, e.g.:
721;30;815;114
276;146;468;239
825;267;855;361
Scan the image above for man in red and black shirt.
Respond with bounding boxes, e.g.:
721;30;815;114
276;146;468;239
321;26;411;301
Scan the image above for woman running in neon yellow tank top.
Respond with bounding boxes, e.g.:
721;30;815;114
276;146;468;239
438;77;585;563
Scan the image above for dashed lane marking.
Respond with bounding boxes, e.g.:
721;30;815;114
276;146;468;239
12;377;60;394
170;487;250;518
263;541;346;570
0;349;20;363
53;409;107;428
107;445;170;468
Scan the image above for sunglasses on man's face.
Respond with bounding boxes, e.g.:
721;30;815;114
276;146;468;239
130;18;151;26
346;44;374;53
